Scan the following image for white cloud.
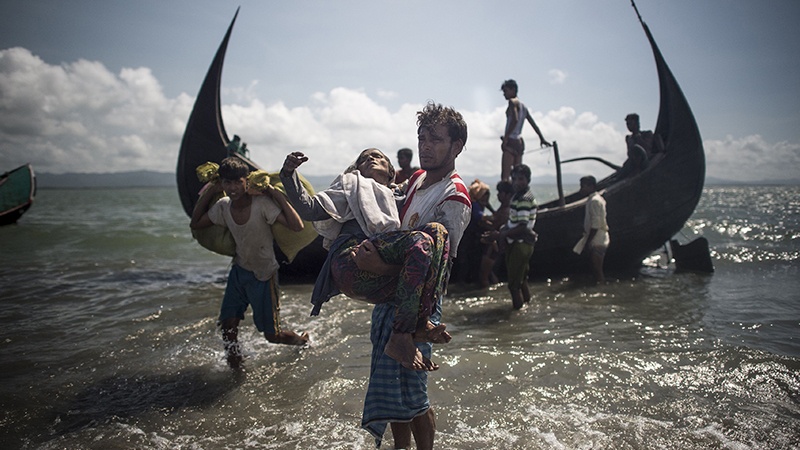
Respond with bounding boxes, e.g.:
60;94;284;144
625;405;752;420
548;69;568;85
1;47;798;185
704;135;800;182
376;89;398;100
0;47;188;173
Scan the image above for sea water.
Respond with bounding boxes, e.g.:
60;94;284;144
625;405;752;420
0;186;798;449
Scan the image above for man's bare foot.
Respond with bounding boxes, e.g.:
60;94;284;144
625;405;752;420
267;330;310;346
385;331;437;371
413;321;452;344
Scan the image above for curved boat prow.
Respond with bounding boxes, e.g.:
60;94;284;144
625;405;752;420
176;8;239;217
528;3;707;277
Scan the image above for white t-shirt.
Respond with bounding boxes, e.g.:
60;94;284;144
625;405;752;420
208;195;282;281
399;170;472;256
584;192;610;248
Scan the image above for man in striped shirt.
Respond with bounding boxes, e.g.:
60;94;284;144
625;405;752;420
483;164;537;309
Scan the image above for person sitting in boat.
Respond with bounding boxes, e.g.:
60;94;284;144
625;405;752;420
625;113;664;156
616;113;664;179
189;157;309;368
280;148;451;371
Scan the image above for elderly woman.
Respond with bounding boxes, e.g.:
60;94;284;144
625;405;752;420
280;148;450;371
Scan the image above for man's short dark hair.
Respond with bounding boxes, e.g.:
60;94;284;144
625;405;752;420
397;148;413;158
417;102;468;146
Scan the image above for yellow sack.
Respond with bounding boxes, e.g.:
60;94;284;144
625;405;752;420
192;170;318;263
266;171;319;263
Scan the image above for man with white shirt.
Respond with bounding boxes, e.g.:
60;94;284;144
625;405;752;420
356;102;472;450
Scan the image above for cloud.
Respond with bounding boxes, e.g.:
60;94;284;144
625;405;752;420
704;135;800;182
548;69;568;85
0;47;188;173
376;89;398;101
1;47;798;185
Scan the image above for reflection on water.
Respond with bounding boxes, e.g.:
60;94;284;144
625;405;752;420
0;187;798;449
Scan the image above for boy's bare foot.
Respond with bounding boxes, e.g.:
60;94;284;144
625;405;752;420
267;330;310;346
224;342;243;369
413;321;452;344
385;331;437;371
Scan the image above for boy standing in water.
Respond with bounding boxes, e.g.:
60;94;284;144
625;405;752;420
483;164;537;309
190;157;308;368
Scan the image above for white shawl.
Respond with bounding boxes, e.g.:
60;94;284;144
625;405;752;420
313;170;400;249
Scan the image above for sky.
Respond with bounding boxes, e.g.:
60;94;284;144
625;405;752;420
1;0;799;183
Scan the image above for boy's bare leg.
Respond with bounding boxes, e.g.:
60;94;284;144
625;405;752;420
384;331;437;371
265;330;309;346
220;317;242;369
478;253;496;288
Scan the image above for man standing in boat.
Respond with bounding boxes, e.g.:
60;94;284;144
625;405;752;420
500;79;551;181
356;102;472;450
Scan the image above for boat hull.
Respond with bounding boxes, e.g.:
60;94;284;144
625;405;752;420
177;11;705;282
530;20;705;278
0;164;36;226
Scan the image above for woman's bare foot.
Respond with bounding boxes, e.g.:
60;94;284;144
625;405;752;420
266;330;310;346
385;331;437;371
413;321;452;344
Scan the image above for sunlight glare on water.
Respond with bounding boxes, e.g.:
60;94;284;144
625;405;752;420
1;186;798;449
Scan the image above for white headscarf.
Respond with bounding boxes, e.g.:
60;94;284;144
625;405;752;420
312;154;400;249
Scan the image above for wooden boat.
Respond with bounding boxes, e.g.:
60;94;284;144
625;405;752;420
176;8;327;282
529;5;706;277
177;4;706;282
0;163;36;226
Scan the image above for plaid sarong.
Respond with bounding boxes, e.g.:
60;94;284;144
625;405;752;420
361;297;442;446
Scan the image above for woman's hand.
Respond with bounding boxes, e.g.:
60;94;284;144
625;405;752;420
282;152;309;176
